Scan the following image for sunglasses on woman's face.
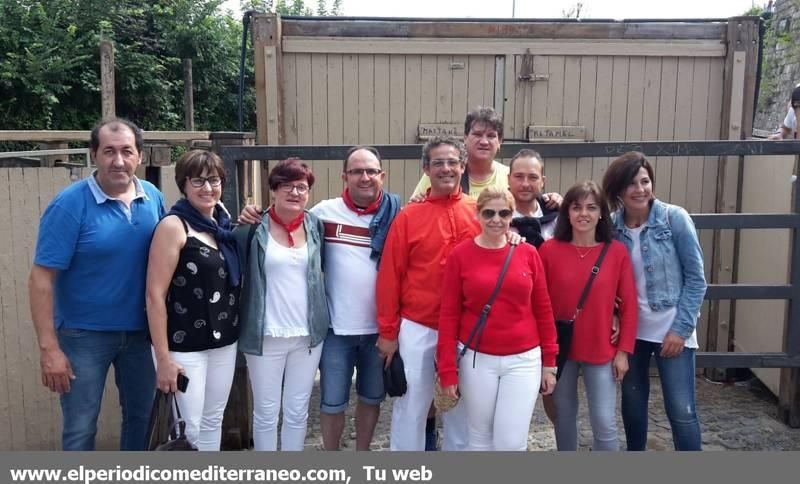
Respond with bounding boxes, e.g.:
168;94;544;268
480;209;513;220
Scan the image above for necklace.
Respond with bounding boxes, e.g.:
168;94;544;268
574;244;597;259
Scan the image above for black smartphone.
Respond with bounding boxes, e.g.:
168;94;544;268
177;373;190;393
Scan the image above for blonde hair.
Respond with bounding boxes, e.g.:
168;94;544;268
476;186;515;212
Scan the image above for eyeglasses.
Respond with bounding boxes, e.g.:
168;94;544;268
345;168;383;178
188;176;222;188
278;183;310;194
480;209;513;220
430;159;462;169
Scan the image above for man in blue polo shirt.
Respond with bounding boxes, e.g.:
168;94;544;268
28;118;165;450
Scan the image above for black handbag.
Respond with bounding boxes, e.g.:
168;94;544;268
383;353;408;397
555;242;611;380
146;390;198;451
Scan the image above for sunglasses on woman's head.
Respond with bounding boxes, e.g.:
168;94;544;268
480;209;513;219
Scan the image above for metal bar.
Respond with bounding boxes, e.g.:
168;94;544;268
695;352;800;368
704;284;793;300
691;213;800;229
222;140;800;162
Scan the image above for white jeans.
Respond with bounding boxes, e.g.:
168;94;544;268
168;342;238;451
245;336;323;451
459;346;542;451
390;318;468;451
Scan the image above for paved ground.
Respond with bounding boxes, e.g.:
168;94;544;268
299;375;800;451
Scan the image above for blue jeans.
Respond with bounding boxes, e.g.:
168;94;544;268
319;330;385;414
552;360;619;451
621;339;702;451
57;328;155;450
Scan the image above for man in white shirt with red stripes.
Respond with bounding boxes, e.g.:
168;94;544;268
311;146;401;450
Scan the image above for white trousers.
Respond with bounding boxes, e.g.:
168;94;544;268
245;336;323;451
167;342;238;451
390;318;468;451
459;346;542;451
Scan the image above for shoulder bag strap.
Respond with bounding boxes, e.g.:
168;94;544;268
572;242;611;320
458;244;516;362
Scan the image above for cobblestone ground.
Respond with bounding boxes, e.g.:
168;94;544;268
299;376;800;451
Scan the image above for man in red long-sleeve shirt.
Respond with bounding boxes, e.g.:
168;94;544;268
376;136;478;451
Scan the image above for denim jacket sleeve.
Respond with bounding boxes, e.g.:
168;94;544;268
668;205;708;339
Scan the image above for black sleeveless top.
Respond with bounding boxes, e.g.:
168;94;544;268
166;218;240;352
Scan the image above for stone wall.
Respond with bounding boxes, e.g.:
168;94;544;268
755;0;800;133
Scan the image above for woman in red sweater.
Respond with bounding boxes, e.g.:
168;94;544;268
538;181;638;451
437;187;558;451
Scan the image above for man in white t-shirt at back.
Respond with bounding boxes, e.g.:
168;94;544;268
310;146;401;450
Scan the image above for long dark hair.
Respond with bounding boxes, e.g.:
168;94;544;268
553;181;613;243
602;152;655;212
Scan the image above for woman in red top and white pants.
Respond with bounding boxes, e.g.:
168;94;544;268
437;187;558;451
538;181;638;451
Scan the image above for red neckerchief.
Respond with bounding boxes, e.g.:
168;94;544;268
343;188;383;215
268;206;305;247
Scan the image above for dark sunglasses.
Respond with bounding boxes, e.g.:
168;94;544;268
480;209;513;219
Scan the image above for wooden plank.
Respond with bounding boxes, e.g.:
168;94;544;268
342;55;359;145
373;54;391;192
592;56;614;181
310;53;331;204
388;55;407;195
436;56;453;123
641;57;662;141
100;41;115;119
656;57;679;198
264;44;283;145
466;56;486;113
531;56;551;185
451;55;469;122
358;55;376;144
282;37;727;57
625;57;646;141
503;56;517;140
513;55;529;143
560;56;580;190
280;18;728;40
0;169;16;450
669;57;694;207
295;53;314;204
576;56;597;183
420;56;437;124
685;58;711;214
282;54;299;145
327;54;345;196
404;56;423;198
6;169;35;449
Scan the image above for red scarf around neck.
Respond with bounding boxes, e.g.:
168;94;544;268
343;188;383;215
268;206;305;247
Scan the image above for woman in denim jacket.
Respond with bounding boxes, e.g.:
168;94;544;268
234;158;330;451
602;152;706;451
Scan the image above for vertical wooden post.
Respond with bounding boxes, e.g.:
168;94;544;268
780;154;800;428
211;132;256;218
707;18;759;381
183;59;195;131
253;13;284;206
99;41;115;119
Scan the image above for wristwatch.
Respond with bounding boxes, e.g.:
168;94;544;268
543;367;558;376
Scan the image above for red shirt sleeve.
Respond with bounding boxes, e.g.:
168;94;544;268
437;247;464;387
376;213;408;341
529;247;558;367
615;243;639;354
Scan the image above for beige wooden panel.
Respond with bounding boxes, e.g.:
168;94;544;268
342;55;359;145
294;53;316;204
513;55;529;143
545;56;566;193
388;55;407;196
282;53;299;145
685;58;711;214
436;56;453;124
311;53;332;204
576;56;597;183
403;55;423;199
467;56;487;114
420;57;437;125
592;56;614;181
736;155;795;395
656;57;679;199
161;166;181;209
626;57;646;141
283;37;726;57
452;55;469;121
0;168;22;450
559;56;580;191
374;54;391;194
358;55;376;145
668;57;694;207
641;57;662;141
609;57;629;143
326;53;345;199
503;55;518;140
